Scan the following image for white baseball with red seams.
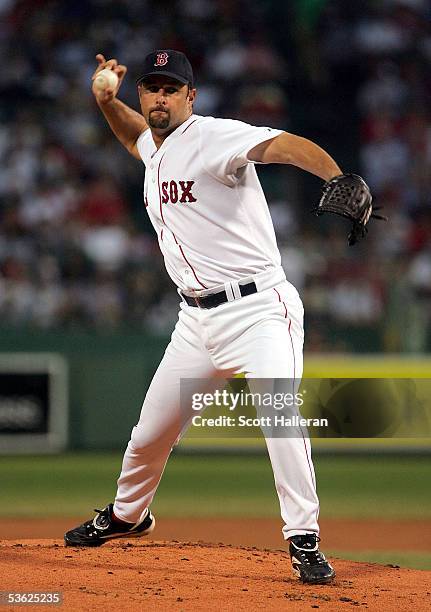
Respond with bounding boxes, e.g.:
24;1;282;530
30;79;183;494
93;68;119;91
113;114;320;540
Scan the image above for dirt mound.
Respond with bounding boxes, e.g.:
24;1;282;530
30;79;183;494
1;517;430;552
1;540;430;611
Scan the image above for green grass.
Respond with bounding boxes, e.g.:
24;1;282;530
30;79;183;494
329;550;431;571
1;453;430;519
313;455;431;519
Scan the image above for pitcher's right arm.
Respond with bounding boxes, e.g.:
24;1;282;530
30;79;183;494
92;54;148;160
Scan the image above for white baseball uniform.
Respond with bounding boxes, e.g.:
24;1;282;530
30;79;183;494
113;114;320;540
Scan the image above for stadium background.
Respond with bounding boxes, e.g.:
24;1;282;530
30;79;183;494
1;0;430;571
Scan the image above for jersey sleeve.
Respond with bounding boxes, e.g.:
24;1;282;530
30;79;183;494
199;118;283;183
136;129;153;165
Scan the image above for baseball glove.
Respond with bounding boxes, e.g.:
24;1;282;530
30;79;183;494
313;173;387;246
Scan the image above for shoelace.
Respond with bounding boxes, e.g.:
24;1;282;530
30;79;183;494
291;536;325;565
292;535;321;546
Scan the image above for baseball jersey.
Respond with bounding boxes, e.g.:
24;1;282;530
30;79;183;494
137;114;284;291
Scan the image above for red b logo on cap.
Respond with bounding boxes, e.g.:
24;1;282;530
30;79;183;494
155;52;169;66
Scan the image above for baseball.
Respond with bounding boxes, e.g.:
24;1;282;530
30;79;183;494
94;68;118;91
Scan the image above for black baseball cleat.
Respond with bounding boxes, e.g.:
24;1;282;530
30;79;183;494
289;534;335;584
64;503;155;547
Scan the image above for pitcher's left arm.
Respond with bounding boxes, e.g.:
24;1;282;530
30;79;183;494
248;132;341;181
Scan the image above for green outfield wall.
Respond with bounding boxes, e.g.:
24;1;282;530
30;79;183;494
0;328;168;449
0;329;430;452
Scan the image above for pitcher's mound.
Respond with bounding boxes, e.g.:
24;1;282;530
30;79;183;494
1;540;430;611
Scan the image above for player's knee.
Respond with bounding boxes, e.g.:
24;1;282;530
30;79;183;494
128;423;175;454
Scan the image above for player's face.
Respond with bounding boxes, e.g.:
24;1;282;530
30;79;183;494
138;76;196;133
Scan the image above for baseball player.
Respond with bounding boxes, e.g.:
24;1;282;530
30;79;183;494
65;49;376;584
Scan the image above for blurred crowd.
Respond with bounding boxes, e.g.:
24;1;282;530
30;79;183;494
1;0;431;351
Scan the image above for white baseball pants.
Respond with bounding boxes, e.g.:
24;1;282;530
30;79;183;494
113;267;319;539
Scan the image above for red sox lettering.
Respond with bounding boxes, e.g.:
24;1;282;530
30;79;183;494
161;180;197;204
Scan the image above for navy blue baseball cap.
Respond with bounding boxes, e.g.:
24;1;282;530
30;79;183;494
136;50;194;87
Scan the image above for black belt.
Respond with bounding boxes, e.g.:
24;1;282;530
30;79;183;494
181;280;257;309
